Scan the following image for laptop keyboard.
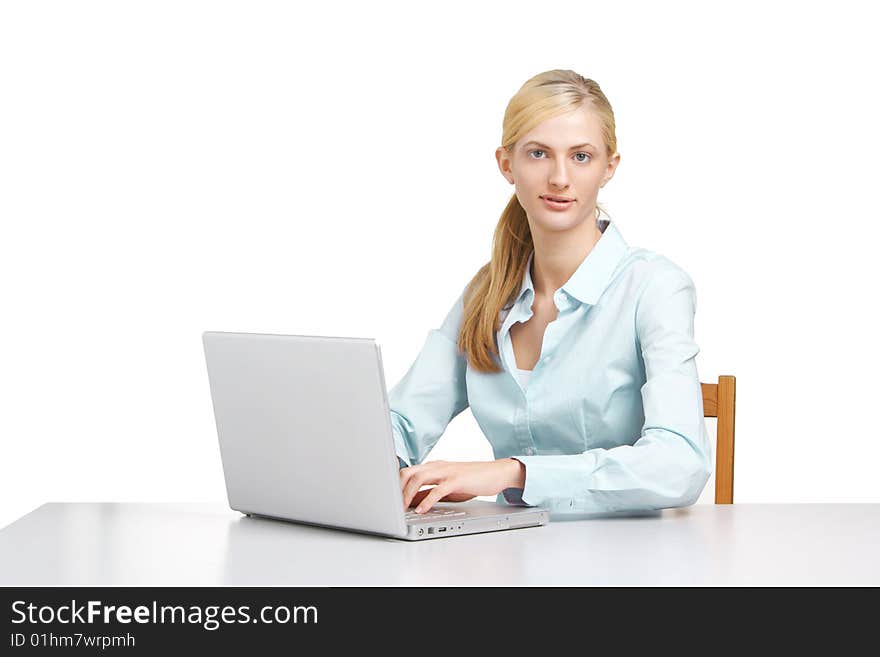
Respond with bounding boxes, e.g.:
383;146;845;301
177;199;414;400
405;508;467;522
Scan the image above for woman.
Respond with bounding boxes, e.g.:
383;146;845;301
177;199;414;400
392;69;712;517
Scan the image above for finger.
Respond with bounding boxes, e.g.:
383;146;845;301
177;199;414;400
410;488;437;507
399;465;414;494
411;488;471;507
414;483;452;514
399;465;425;506
403;472;440;508
402;466;442;508
400;466;421;508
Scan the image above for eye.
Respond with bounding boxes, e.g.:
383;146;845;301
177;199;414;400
527;149;591;163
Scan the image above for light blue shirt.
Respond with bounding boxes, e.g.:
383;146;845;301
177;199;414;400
389;220;712;516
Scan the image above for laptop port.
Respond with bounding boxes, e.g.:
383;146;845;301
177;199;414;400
438;527;447;532
427;527;435;534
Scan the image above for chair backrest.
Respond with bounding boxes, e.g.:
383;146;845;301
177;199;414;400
700;375;736;504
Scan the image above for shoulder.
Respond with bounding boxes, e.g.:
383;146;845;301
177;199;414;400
609;247;697;327
617;246;696;295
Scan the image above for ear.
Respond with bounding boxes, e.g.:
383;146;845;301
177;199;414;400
601;152;621;187
496;146;515;184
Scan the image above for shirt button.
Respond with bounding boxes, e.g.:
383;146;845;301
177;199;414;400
523;447;535;456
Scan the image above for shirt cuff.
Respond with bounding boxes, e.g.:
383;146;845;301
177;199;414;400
500;458;532;506
391;425;413;469
501;488;530;506
514;453;601;511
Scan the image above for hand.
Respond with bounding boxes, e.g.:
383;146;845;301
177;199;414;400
410;488;476;510
400;459;526;514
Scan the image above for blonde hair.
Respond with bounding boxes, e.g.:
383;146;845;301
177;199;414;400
457;69;618;373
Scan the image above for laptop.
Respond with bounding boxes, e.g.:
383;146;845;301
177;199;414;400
202;331;549;541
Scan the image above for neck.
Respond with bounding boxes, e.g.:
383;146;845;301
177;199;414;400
530;209;603;297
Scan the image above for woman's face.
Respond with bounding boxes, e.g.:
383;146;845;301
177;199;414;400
496;105;620;234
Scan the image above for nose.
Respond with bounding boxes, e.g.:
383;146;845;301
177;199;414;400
548;160;570;189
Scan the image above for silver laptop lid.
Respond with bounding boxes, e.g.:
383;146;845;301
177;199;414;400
203;331;407;538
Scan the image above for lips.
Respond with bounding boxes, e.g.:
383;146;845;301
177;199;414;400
541;195;574;202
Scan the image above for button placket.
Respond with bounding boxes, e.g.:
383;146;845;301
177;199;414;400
513;406;533;454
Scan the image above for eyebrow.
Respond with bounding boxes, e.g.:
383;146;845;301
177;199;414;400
522;140;597;151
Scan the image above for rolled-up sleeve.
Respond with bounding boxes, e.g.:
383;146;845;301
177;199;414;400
514;265;713;514
388;288;470;467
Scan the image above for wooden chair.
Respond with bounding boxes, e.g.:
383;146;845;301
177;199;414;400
701;375;736;504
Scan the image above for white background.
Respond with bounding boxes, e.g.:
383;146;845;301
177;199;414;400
1;0;878;530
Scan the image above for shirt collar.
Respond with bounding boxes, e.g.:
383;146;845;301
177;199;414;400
516;220;629;306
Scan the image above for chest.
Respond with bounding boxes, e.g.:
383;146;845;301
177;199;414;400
508;298;558;370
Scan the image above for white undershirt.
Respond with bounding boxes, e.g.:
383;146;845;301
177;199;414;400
515;367;533;390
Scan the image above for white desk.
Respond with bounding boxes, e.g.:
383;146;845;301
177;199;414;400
1;503;878;586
